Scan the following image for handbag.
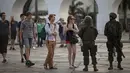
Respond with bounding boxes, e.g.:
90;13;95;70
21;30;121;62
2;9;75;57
70;34;78;44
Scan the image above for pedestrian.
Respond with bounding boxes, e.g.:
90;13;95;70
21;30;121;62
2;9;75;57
37;20;44;47
78;16;98;71
17;14;25;63
104;12;123;70
44;14;59;69
58;18;66;48
0;12;9;63
20;12;35;67
9;16;18;50
65;15;79;69
32;19;38;49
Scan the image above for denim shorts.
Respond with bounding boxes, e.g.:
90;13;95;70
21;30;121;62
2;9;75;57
23;38;32;49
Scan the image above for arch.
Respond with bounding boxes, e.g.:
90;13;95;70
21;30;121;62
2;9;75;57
12;0;48;21
112;0;122;13
12;0;27;20
59;0;72;21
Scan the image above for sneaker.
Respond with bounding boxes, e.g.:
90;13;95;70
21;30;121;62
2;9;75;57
59;45;64;48
10;47;12;50
26;60;35;67
64;45;67;47
49;67;57;69
21;58;24;63
2;59;7;63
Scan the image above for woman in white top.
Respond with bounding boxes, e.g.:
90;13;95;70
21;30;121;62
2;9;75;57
65;15;79;69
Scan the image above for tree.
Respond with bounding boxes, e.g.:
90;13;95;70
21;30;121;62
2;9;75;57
35;0;38;21
32;10;48;16
68;0;83;16
23;0;32;14
68;0;84;25
76;6;91;19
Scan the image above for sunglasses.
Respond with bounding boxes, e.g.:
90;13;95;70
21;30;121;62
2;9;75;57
71;18;75;20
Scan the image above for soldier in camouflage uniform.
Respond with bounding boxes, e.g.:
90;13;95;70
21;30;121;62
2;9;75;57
78;16;98;72
104;12;123;70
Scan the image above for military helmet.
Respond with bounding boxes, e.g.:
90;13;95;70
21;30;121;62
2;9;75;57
109;12;117;19
83;16;93;26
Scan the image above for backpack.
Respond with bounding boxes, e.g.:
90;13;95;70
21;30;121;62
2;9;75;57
59;24;63;34
107;21;117;37
40;23;50;40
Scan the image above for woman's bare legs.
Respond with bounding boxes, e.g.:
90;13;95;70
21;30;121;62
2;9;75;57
67;44;72;68
72;44;76;67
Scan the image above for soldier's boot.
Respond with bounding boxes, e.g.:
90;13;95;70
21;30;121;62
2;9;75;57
108;62;113;70
83;65;88;72
93;65;98;71
117;62;123;70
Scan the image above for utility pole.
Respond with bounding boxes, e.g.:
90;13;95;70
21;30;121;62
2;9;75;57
94;0;97;28
35;0;38;21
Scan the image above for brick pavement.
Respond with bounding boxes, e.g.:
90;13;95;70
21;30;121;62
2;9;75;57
0;43;130;73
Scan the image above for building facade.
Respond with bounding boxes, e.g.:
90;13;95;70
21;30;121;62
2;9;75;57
0;0;123;34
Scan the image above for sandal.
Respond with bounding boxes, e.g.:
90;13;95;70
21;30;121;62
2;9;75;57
69;66;74;69
72;65;77;68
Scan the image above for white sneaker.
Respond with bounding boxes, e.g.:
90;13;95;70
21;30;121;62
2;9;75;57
33;47;36;50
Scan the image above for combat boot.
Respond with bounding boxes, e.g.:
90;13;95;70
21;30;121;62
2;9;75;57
83;65;88;72
93;65;98;71
108;62;113;70
117;62;123;70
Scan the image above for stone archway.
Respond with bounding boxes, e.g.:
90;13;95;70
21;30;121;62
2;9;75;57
112;0;122;13
12;0;48;21
59;0;72;21
12;0;27;20
96;0;122;34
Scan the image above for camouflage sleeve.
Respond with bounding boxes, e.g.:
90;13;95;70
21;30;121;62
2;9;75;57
78;27;84;39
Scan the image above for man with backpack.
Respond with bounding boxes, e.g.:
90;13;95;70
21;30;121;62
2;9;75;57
44;14;59;69
78;16;98;72
104;12;123;70
58;18;66;48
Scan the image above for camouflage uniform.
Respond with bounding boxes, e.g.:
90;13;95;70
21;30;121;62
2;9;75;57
104;12;123;70
79;16;98;71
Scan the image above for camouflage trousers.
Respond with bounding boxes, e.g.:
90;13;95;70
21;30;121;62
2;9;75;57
106;40;123;62
82;41;97;66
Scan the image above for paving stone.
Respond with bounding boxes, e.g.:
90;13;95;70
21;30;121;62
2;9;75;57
0;43;130;73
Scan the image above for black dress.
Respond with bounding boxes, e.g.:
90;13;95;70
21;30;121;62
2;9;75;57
0;20;9;54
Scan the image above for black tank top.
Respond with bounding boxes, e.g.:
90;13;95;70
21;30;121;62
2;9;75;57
66;24;74;41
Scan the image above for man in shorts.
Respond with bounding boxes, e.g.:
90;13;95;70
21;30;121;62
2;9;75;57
20;12;36;67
